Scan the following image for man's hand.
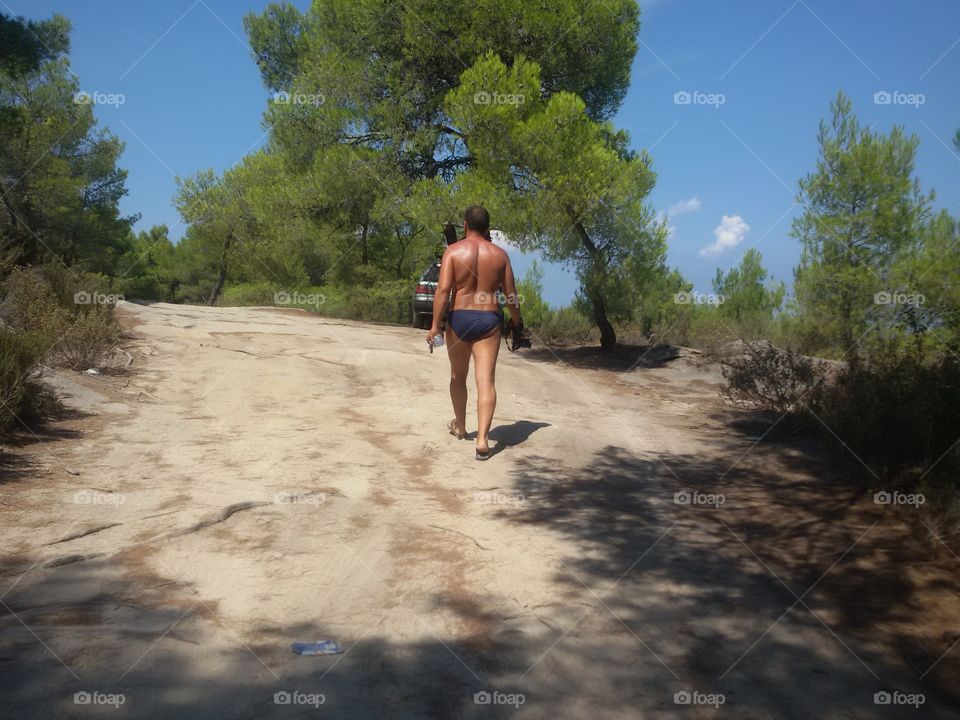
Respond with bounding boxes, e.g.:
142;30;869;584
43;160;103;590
426;325;441;346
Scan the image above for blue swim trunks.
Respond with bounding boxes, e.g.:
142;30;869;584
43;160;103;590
448;309;502;341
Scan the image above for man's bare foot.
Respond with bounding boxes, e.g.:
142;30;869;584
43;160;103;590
448;419;466;439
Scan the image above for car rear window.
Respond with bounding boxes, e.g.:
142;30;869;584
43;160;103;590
423;264;440;282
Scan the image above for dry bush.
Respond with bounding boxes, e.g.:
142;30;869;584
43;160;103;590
1;265;121;371
721;341;827;414
52;306;121;371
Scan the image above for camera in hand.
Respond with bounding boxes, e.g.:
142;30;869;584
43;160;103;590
508;319;532;351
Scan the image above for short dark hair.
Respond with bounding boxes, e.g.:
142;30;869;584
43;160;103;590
464;205;490;235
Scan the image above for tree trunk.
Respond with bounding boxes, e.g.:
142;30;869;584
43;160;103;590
573;220;617;351
209;232;232;306
360;222;369;265
590;288;617;351
395;227;408;279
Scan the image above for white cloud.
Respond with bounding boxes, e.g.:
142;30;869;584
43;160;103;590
667;197;701;217
700;215;750;257
657;196;701;241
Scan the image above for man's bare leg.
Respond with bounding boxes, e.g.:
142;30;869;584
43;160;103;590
446;327;471;438
471;329;501;453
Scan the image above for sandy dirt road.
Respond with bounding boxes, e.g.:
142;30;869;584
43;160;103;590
1;302;958;719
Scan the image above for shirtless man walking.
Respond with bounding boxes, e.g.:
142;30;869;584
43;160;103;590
426;206;522;460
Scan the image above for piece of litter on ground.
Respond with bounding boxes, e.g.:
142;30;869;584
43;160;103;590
291;640;343;656
85;368;101;375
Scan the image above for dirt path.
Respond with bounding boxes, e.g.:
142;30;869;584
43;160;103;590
1;302;958;719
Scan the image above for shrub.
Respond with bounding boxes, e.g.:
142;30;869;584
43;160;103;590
812;356;960;491
52;306;121;371
1;265;121;371
0;328;44;434
529;307;596;345
721;341;827;414
219;282;277;306
331;280;410;324
1;266;72;346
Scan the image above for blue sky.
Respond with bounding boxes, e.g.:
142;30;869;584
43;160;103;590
7;0;959;306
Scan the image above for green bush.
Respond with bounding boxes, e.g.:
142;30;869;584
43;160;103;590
1;266;72;347
116;274;165;302
529;306;595;345
0;328;45;434
218;280;411;325
1;265;121;371
219;282;278;307
721;339;960;497
53;306;121;371
812;356;960;493
325;280;410;324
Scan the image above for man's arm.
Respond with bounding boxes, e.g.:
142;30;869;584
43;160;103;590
427;248;454;342
501;254;522;327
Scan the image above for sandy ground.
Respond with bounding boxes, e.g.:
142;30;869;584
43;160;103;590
1;302;958;719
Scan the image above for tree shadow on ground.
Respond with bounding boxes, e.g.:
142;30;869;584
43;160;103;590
523;343;684;371
491;445;960;717
3;445;959;718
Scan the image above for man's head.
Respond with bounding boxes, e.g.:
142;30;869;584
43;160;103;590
463;205;490;238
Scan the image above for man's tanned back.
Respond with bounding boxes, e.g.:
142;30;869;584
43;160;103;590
446;237;510;312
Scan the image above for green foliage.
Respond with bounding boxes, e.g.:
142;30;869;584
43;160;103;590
0;327;48;435
516;261;549;327
791;91;931;358
0;265;120;370
218;280;411;325
721;98;960;501
893;210;960;357
115;225;180;301
438;52;666;348
249;0;639;122
0;12;70;79
712;249;785;339
529;307;595;345
55;305;120;371
812;355;960;492
234;2;650;348
0;23;135;274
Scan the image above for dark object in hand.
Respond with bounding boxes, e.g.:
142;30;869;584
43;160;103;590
507;319;532;351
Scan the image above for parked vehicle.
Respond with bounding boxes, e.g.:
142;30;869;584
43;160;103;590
411;261;441;329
